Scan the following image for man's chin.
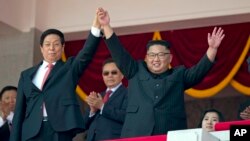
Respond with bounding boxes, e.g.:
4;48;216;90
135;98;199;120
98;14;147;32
10;107;15;111
152;69;164;74
205;128;213;132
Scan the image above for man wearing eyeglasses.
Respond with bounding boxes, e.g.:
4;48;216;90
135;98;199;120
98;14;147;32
83;58;128;141
95;8;225;138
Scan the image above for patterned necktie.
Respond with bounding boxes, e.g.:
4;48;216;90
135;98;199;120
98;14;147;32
103;90;112;103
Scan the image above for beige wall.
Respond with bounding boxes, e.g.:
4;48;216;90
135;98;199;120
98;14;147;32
0;0;36;32
0;28;35;89
35;0;250;33
1;0;250;36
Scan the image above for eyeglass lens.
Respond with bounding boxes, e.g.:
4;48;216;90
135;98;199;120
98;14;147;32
103;71;118;76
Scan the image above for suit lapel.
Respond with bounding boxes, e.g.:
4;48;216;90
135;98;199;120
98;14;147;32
28;62;42;91
106;85;124;103
29;62;42;80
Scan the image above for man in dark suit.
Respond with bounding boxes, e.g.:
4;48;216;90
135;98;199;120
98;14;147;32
96;8;225;137
0;122;11;141
10;14;102;141
84;58;128;141
0;86;17;141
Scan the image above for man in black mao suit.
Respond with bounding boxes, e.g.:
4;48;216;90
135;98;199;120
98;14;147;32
10;15;102;141
84;58;128;141
97;8;225;137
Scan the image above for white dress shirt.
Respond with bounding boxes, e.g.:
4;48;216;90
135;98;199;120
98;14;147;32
0;111;14;127
32;61;56;117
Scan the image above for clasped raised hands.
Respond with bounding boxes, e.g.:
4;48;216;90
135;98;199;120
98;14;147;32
96;7;110;27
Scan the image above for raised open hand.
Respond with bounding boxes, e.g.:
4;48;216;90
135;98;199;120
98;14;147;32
207;27;225;49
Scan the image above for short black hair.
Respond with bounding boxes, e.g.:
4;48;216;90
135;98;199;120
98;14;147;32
102;58;115;68
146;40;171;51
197;108;225;128
0;85;17;100
40;29;65;46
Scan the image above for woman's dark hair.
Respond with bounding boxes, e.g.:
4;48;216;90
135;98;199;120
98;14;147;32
197;108;225;128
0;85;17;100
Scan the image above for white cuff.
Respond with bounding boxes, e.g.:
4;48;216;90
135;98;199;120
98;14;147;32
91;26;101;37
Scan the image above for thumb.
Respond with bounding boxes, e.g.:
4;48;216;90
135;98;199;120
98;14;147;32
207;33;211;40
97;93;102;99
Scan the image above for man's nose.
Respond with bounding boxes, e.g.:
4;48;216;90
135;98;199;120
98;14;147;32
49;45;55;50
9;98;16;103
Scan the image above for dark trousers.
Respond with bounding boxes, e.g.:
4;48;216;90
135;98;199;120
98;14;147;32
27;121;74;141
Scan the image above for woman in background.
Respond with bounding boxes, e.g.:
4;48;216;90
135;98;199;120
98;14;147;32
198;109;225;132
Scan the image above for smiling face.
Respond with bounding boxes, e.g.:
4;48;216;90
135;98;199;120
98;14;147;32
102;62;124;89
202;112;220;132
145;45;172;74
40;34;64;63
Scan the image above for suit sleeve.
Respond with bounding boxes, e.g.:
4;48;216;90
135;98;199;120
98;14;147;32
83;108;97;129
105;33;138;79
183;54;214;89
101;91;128;123
9;73;26;141
72;32;101;77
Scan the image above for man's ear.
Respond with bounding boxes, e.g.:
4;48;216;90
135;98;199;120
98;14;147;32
144;54;147;61
169;54;173;63
167;54;173;69
40;45;43;52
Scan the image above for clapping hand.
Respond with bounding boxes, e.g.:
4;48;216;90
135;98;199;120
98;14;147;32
0;102;11;121
86;91;104;111
240;106;250;120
